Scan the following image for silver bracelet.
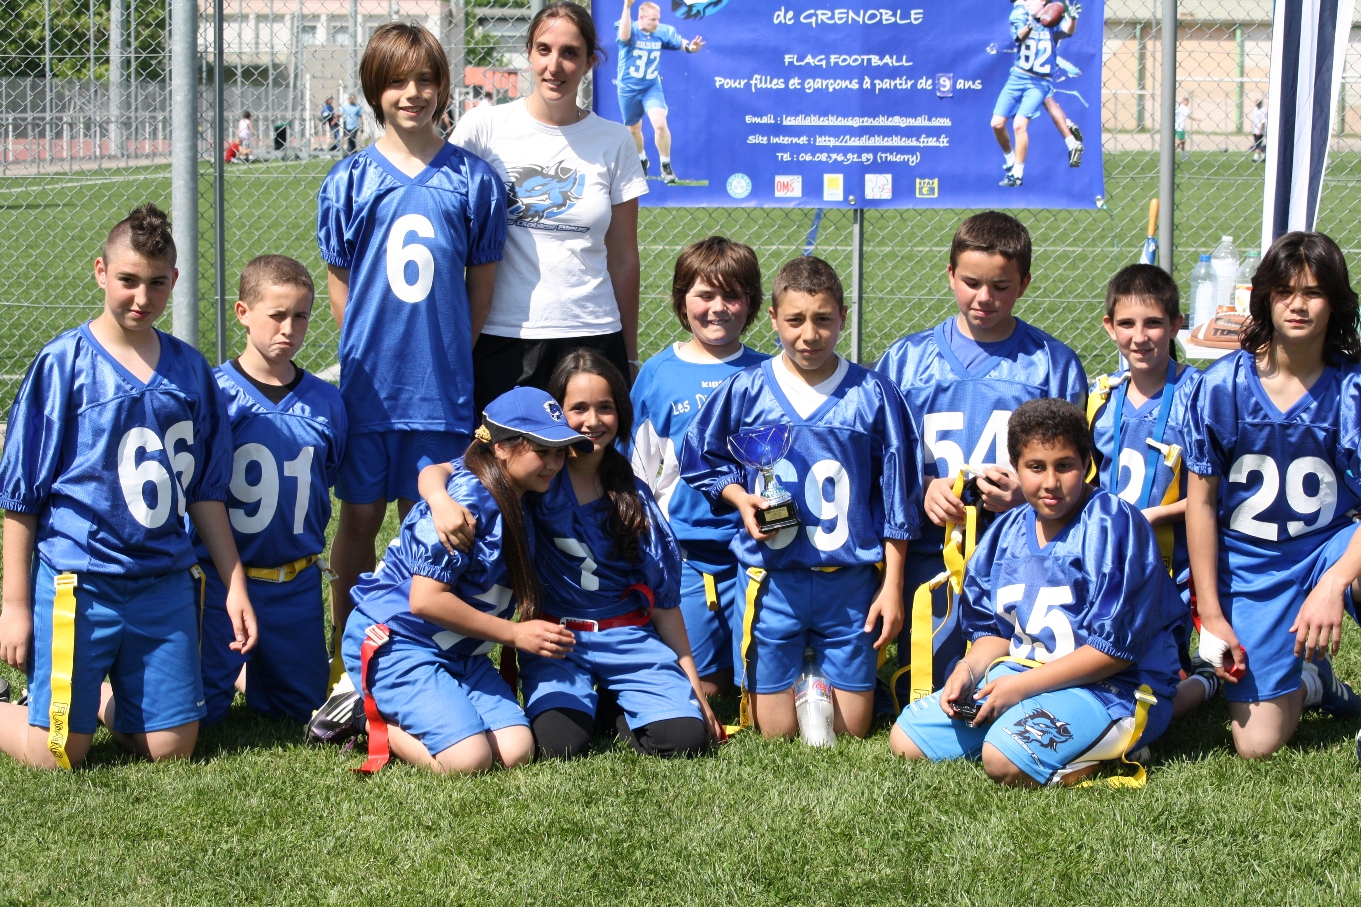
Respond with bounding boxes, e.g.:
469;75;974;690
957;660;977;691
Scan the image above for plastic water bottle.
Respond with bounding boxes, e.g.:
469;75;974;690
1190;254;1217;328
1210;235;1241;315
793;648;835;747
1234;249;1260;315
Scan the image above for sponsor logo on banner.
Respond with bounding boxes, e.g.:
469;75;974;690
865;174;892;200
726;173;753;199
823;174;844;201
775;175;802;198
916;178;939;198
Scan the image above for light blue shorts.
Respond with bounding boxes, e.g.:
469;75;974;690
736;564;882;694
1220;521;1359;703
335;430;469;505
679;542;739;677
26;559;205;735
519;621;702;729
342;614;527;758
993;69;1053;120
618;81;668;126
895;662;1174;786
199;561;329;725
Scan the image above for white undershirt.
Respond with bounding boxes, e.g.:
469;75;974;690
773;353;849;419
671;341;750;364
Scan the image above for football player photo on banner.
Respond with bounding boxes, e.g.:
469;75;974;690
592;0;1104;208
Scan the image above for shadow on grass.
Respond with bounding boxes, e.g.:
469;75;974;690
1146;694;1360;765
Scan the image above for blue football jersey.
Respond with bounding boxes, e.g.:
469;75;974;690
629;343;769;545
1089;363;1199;584
531;469;681;620
0;324;232;576
1009;1;1063;78
350;461;521;655
317;142;508;436
681;357;922;569
616;22;685;94
961;488;1187;714
191;362;347;568
1184;350;1361;575
875;318;1087;553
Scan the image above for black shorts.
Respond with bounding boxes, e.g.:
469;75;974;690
472;331;631;418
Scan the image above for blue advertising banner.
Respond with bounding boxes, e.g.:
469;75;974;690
592;0;1104;208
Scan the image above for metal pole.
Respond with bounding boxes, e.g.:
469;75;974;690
1157;0;1176;278
1134;22;1145;131
850;208;864;364
110;0;124;155
44;0;52;162
350;0;359;96
215;0;228;364
171;0;198;347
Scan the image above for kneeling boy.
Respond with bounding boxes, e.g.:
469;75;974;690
194;256;347;724
891;398;1187;786
682;256;921;739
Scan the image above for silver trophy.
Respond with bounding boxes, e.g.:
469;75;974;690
728;424;801;532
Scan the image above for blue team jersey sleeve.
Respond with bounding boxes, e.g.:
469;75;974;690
679;371;750;511
1009;3;1031;41
1182;355;1239;476
1049;340;1088;406
316;164;356;269
463;155;509;267
1080;502;1166;662
657;24;685;49
616;22;636;47
0;342;73;514
874;378;923;541
640;481;684;609
399;506;470;587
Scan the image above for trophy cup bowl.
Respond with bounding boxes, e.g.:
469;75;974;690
727;424;801;533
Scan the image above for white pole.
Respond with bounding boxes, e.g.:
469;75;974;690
171;0;199;347
110;0;125;156
1157;0;1176;276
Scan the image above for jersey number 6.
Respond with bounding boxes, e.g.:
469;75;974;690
386;214;436;303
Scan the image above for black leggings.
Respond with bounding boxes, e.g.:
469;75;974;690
531;707;708;760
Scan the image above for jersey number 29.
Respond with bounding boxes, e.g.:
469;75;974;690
1227;453;1337;541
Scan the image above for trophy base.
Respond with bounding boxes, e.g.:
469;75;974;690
756;503;801;533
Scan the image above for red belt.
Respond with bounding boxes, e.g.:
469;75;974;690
546;583;655;633
354;623;391;775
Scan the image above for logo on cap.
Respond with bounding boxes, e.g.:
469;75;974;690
544;401;564;422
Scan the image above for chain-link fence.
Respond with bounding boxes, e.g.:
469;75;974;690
2;0;1358;410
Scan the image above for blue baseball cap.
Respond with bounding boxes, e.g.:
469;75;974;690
479;386;593;452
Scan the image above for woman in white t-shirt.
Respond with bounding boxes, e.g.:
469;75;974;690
453;1;648;415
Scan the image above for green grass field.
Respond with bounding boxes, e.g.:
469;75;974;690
3;152;1361;905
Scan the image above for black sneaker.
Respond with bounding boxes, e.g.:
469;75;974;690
1066;121;1084;167
306;689;367;746
999;173;1023;187
16;687;27;707
0;677;9;704
641;157;650;176
661;161;678;184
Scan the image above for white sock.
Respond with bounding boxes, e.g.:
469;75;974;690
1302;663;1324;709
661;156;671;165
1013;162;1025;178
1188;672;1218;700
639;152;648;161
1065;135;1079;150
1003;151;1016;168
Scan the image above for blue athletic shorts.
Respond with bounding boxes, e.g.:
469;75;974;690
678;542;739;677
519;623;702;729
26;559;205;735
993;69;1053;120
617;82;668;127
1220;522;1359;703
335;430;469;505
735;564;882;694
199;561;329;725
342;615;527;758
894;550;966;690
895;662;1174;785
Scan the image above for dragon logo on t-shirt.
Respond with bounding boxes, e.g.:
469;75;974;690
505;162;589;233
